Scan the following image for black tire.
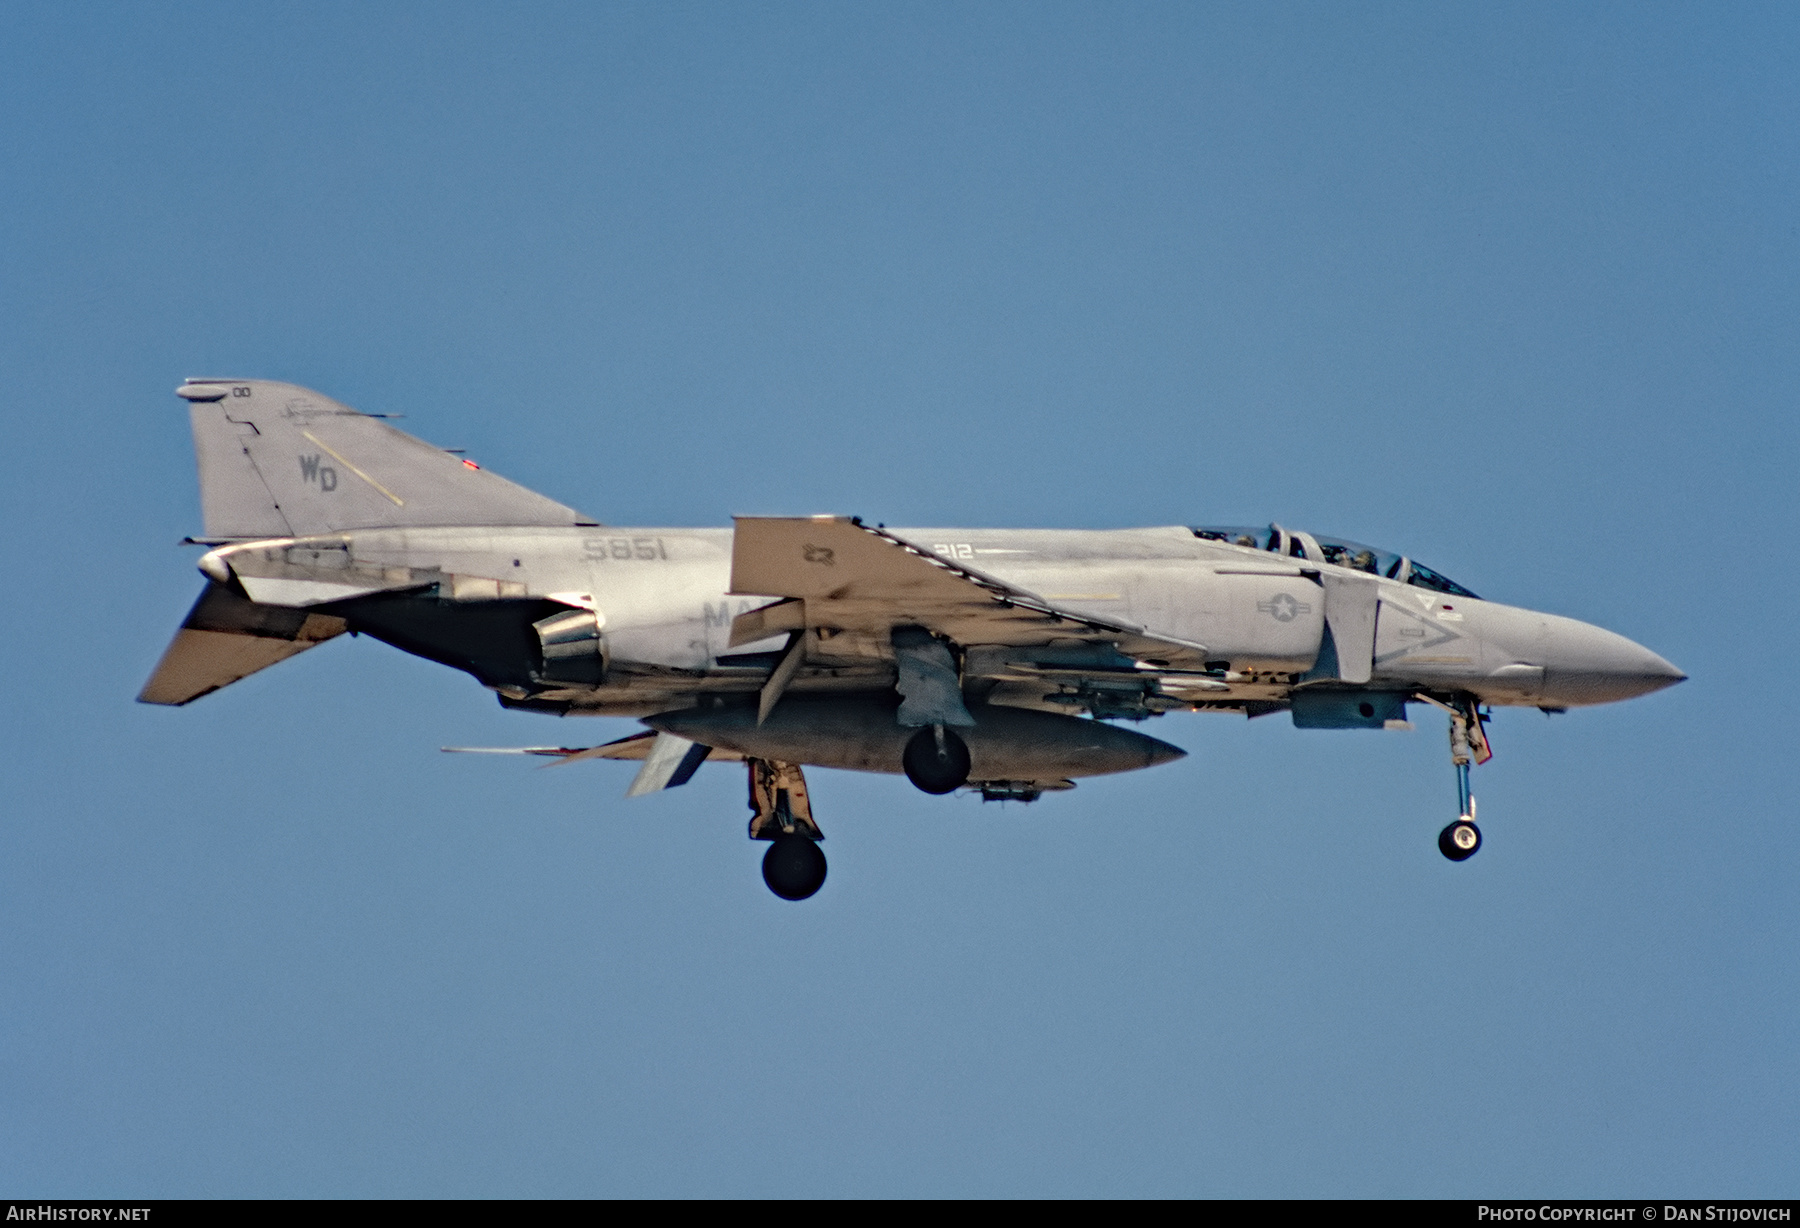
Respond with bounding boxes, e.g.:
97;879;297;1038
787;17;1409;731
1438;819;1482;862
902;726;971;795
762;835;827;900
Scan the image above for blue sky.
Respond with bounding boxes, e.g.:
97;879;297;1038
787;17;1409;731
2;1;1794;1196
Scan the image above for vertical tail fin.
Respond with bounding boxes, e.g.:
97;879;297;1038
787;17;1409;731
177;379;592;539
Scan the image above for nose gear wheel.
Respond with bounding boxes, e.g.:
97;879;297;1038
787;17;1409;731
1439;818;1481;861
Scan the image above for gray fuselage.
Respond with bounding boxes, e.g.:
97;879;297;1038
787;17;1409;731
206;522;1684;723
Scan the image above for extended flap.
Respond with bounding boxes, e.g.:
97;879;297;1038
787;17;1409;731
728;597;806;648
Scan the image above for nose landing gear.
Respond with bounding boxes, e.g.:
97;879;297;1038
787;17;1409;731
1443;699;1489;861
1420;694;1491;862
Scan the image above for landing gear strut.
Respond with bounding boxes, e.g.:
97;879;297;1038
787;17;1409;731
1434;697;1490;862
747;758;826;900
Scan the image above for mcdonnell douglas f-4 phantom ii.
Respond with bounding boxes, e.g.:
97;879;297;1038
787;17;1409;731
142;379;1686;899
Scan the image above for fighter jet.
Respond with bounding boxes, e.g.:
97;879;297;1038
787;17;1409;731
141;379;1686;899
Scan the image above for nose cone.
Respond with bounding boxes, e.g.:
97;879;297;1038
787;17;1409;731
1539;615;1686;706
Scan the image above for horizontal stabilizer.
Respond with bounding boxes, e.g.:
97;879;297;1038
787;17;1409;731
441;732;742;788
137;582;347;706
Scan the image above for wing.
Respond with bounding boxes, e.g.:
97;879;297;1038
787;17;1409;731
726;515;1211;668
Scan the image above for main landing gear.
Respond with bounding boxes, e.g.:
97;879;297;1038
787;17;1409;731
1433;697;1491;862
902;724;970;795
745;724;974;898
747;757;827;900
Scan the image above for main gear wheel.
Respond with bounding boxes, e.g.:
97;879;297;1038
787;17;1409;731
902;725;971;794
762;835;827;900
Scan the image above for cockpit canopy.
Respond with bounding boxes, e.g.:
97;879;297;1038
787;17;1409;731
1190;524;1480;600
